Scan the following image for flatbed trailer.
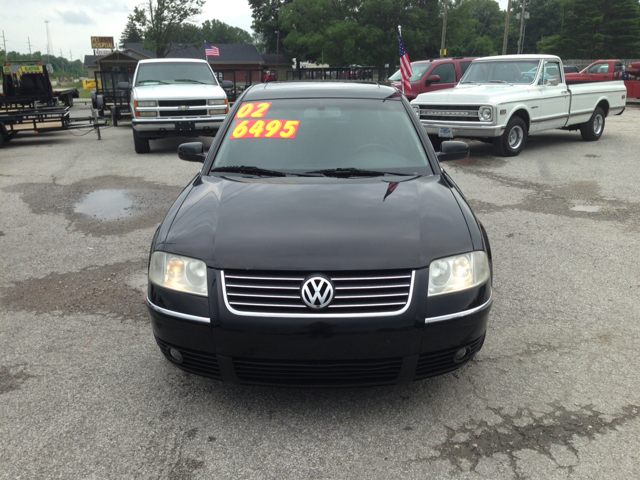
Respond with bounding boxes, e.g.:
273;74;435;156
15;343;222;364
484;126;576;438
52;87;79;107
0;102;106;147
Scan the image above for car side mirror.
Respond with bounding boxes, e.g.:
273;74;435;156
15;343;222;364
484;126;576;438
117;82;131;91
437;141;469;162
545;77;559;86
178;142;206;163
426;75;441;85
221;80;233;89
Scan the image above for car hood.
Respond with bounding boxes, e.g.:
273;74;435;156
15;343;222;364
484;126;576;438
159;175;473;271
133;83;227;101
413;83;535;105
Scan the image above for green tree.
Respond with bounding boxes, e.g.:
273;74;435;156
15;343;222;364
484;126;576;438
120;14;145;46
445;0;505;57
132;0;205;58
201;19;254;44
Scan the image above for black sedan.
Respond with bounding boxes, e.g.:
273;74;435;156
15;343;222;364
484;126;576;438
147;82;493;387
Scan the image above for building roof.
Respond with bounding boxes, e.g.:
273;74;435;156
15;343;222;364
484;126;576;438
83;55;100;66
206;44;264;64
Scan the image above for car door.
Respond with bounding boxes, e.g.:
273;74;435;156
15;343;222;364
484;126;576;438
537;60;570;130
586;62;610;81
424;63;457;92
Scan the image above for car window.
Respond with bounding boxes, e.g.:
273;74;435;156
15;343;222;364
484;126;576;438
460;62;472;76
538;61;561;85
429;63;456;83
212;98;431;173
462;61;539;84
135;62;218;86
588;63;609;74
388;63;432;82
615;63;624;72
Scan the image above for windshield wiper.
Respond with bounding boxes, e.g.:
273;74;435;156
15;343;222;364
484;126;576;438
489;80;510;84
307;168;414;178
461;81;480;84
175;79;210;84
138;80;169;85
211;166;287;177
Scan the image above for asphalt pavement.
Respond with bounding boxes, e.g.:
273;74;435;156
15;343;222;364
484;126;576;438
1;104;639;479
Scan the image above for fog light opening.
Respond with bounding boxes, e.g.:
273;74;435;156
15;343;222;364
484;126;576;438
169;348;184;364
453;348;468;364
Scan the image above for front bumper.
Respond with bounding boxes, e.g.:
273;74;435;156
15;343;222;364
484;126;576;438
132;116;225;137
421;121;505;138
147;269;492;387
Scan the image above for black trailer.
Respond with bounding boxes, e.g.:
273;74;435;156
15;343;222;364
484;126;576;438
91;70;133;126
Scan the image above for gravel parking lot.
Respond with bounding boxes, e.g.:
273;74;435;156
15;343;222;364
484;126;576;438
1;103;639;479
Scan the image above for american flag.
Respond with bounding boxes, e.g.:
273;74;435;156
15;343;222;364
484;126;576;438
398;31;413;93
205;42;220;57
383;182;399;201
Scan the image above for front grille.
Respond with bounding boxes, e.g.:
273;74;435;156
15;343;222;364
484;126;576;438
233;357;403;386
420;104;481;122
158;99;206;107
155;337;221;379
159;109;208;117
415;335;485;379
222;269;414;316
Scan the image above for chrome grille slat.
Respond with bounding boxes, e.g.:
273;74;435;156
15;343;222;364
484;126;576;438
222;269;415;317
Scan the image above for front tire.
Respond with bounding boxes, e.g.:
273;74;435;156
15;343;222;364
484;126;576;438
494;116;527;157
580;107;605;141
133;129;150;154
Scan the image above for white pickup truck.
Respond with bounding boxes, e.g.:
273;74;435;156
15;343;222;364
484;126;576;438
411;54;627;156
125;58;231;153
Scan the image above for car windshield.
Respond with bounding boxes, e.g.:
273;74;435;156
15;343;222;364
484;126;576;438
461;60;540;84
211;98;431;174
388;64;432;82
135;62;218;86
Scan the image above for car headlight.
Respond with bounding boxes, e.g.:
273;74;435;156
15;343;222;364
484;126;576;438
135;100;157;107
428;251;490;296
208;99;227;105
149;252;208;297
412;104;421;116
479;106;492;121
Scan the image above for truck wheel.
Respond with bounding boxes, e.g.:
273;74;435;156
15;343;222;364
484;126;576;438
580;107;605;141
428;135;443;151
494;116;527;157
133;130;150;154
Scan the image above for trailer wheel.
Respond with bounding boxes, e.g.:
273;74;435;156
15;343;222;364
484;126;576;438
580;107;605;141
110;106;118;127
91;90;97;109
494;116;527;157
68;94;74;107
133;129;150;154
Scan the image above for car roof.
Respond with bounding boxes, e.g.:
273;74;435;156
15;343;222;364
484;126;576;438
242;82;400;101
138;58;209;64
412;57;475;66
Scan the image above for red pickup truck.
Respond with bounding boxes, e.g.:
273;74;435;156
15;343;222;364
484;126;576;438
564;60;625;83
388;57;476;100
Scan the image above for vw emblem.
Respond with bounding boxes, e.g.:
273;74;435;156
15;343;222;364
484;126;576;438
301;276;334;309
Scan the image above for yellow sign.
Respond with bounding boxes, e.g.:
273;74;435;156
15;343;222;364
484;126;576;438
18;65;43;75
91;36;115;49
82;79;102;90
2;66;11;74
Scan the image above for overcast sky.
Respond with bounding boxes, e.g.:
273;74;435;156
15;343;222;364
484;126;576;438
0;0;254;61
1;0;511;62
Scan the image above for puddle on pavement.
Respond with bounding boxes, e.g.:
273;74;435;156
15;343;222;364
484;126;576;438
74;189;134;220
3;175;184;237
571;205;602;213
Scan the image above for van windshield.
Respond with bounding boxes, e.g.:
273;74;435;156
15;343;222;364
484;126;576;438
212;98;431;174
135;62;218;86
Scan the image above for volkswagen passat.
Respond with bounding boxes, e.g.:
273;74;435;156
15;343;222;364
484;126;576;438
147;82;493;387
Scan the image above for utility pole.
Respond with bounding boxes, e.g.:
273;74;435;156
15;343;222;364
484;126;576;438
45;21;53;63
440;0;448;58
28;37;33;59
2;31;7;63
517;0;526;54
502;0;512;55
275;30;280;80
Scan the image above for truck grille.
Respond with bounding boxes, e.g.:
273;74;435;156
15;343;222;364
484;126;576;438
419;104;481;122
159;109;208;117
221;269;414;317
158;99;206;107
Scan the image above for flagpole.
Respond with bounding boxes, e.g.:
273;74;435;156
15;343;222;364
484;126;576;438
398;25;404;95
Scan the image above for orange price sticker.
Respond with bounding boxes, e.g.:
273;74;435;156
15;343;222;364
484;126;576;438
234;102;272;119
230;119;301;140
